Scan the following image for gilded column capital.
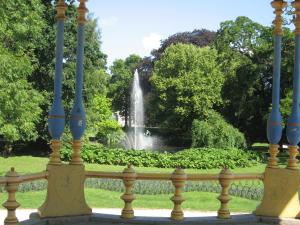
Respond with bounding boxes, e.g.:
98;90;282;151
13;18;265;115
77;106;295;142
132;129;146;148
77;0;88;25
271;0;287;35
56;0;67;21
293;0;300;34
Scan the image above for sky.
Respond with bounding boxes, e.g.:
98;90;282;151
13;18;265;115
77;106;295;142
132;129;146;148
86;0;280;66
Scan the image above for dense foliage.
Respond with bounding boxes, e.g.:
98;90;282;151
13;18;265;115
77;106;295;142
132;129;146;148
60;143;262;169
191;112;246;149
0;46;43;144
214;16;294;142
152;29;216;60
0;0;45;147
151;44;223;132
86;95;124;146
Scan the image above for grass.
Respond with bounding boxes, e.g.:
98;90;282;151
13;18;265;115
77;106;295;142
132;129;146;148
0;188;259;212
0;156;268;176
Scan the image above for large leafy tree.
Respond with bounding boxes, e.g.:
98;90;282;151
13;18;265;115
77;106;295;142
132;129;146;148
0;0;45;53
0;47;43;145
151;44;224;132
214;16;294;142
139;29;216;125
0;0;45;148
109;54;142;127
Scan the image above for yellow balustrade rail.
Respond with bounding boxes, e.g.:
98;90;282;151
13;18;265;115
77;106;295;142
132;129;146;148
0;166;264;224
85;166;264;220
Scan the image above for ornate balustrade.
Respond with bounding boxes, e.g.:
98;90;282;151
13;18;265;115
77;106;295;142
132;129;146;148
87;166;263;220
0;166;264;224
0;169;47;225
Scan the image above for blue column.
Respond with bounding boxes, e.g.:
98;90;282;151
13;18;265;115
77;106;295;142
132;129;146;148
286;35;300;146
70;24;86;140
48;19;65;140
267;35;283;144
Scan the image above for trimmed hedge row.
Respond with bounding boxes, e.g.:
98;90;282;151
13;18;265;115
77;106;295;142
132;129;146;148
60;144;262;169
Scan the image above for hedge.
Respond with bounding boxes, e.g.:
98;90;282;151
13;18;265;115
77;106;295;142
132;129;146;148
60;143;262;169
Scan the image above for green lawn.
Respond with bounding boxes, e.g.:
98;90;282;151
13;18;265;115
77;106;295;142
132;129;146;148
0;156;268;176
0;188;259;212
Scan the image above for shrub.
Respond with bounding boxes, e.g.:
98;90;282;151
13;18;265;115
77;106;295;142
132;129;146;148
95;120;124;147
191;112;246;149
60;143;262;169
86;94;124;147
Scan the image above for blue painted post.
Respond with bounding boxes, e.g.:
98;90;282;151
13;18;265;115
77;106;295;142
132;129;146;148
286;0;300;169
70;0;88;165
48;0;67;165
267;0;286;168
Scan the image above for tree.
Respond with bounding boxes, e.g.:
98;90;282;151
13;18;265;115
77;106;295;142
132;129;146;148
109;54;142;127
214;16;294;142
0;0;45;149
0;0;45;54
138;29;216;126
151;44;224;132
0;46;44;149
152;29;216;61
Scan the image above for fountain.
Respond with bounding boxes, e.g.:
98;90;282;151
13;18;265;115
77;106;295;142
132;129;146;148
123;70;157;150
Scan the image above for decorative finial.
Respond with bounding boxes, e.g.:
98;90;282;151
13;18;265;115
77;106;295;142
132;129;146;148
272;0;287;35
293;0;300;34
56;0;67;21
77;0;88;25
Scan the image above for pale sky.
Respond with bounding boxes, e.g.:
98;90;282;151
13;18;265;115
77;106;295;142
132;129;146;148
86;0;283;66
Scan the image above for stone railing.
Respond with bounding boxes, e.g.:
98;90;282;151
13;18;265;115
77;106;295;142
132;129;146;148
0;166;264;224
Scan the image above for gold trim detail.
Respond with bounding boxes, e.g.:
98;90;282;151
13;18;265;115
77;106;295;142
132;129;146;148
267;144;279;168
272;0;287;35
70;140;83;165
48;115;65;119
56;0;67;21
77;0;88;25
293;0;300;34
287;145;299;169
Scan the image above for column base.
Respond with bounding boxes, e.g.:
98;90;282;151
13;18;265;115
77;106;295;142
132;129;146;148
38;164;91;218
255;168;300;218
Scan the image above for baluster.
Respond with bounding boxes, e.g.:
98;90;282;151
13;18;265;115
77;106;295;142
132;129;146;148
267;0;287;169
287;145;299;169
287;0;300;169
121;165;136;219
268;144;280;168
49;140;62;165
70;0;88;165
170;168;186;220
3;168;20;225
71;139;83;165
48;0;67;165
217;168;233;219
